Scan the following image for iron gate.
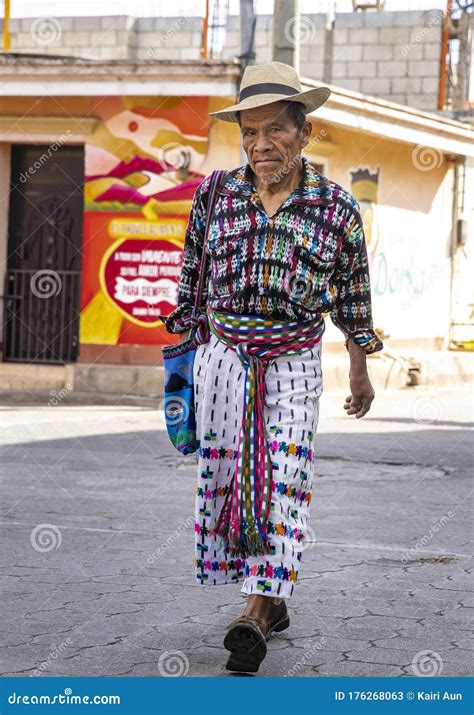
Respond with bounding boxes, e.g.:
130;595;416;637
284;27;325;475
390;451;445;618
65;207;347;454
3;269;81;363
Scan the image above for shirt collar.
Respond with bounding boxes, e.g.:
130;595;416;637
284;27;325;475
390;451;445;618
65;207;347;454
219;155;334;208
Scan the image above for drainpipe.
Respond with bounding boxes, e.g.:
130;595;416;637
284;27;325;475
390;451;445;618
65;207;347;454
447;155;468;349
2;0;10;52
437;0;452;110
201;0;209;60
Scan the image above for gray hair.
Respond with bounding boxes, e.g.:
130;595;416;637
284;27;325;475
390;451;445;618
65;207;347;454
236;101;308;132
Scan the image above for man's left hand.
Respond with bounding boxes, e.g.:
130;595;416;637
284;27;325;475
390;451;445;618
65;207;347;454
344;373;375;419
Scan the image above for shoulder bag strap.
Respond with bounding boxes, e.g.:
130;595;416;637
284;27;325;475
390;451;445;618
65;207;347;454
191;169;226;321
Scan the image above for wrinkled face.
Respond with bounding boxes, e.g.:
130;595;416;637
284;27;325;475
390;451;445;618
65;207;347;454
239;101;311;184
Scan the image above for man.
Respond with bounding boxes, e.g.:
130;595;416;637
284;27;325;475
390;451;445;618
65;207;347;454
164;61;383;673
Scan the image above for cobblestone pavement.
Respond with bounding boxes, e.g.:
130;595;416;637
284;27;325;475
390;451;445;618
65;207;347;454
0;386;472;677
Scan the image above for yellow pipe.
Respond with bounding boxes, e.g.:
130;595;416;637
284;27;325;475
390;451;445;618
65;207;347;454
3;0;11;52
201;0;209;61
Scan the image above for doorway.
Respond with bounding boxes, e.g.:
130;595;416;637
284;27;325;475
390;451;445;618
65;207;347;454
3;144;84;363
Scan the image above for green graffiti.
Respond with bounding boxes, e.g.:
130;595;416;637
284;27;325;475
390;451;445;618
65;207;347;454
373;252;436;297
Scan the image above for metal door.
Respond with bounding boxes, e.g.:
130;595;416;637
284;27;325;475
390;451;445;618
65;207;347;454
3;144;84;363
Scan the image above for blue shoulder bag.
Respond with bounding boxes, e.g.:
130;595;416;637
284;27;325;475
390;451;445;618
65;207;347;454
161;169;225;455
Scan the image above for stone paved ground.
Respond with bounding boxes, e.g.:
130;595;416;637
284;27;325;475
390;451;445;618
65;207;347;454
0;385;472;677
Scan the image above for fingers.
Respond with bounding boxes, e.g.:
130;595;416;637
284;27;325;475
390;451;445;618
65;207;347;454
343;395;373;418
344;395;359;414
354;399;371;418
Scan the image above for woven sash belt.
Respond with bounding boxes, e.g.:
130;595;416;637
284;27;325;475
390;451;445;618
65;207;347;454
194;307;325;559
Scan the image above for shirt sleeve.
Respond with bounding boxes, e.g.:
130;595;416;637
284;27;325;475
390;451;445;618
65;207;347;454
329;196;384;355
162;173;214;334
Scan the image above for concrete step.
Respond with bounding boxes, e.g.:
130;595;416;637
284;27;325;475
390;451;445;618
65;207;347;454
0;389;157;408
72;349;473;398
0;349;471;399
74;363;163;399
0;363;74;392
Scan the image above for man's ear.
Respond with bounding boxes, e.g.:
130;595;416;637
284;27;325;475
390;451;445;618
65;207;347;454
300;120;313;148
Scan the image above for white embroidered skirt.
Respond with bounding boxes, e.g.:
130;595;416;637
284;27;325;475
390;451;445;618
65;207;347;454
193;331;323;599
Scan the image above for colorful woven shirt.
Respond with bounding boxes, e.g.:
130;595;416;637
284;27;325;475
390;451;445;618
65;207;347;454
163;156;383;355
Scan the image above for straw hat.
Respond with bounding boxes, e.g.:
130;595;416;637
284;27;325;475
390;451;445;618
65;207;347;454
209;61;331;123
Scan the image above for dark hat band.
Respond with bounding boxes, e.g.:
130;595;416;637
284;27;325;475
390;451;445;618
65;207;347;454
239;82;299;102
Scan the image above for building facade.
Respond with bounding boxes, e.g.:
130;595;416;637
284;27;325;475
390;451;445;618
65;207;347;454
0;54;472;378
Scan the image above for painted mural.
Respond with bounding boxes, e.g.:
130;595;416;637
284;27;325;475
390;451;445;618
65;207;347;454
79;96;210;346
350;166;380;260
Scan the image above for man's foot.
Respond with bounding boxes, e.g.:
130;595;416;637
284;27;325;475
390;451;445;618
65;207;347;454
223;597;290;673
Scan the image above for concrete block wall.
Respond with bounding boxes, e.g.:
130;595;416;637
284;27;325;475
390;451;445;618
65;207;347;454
134;16;203;61
7;16;138;60
3;10;447;111
326;9;444;110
